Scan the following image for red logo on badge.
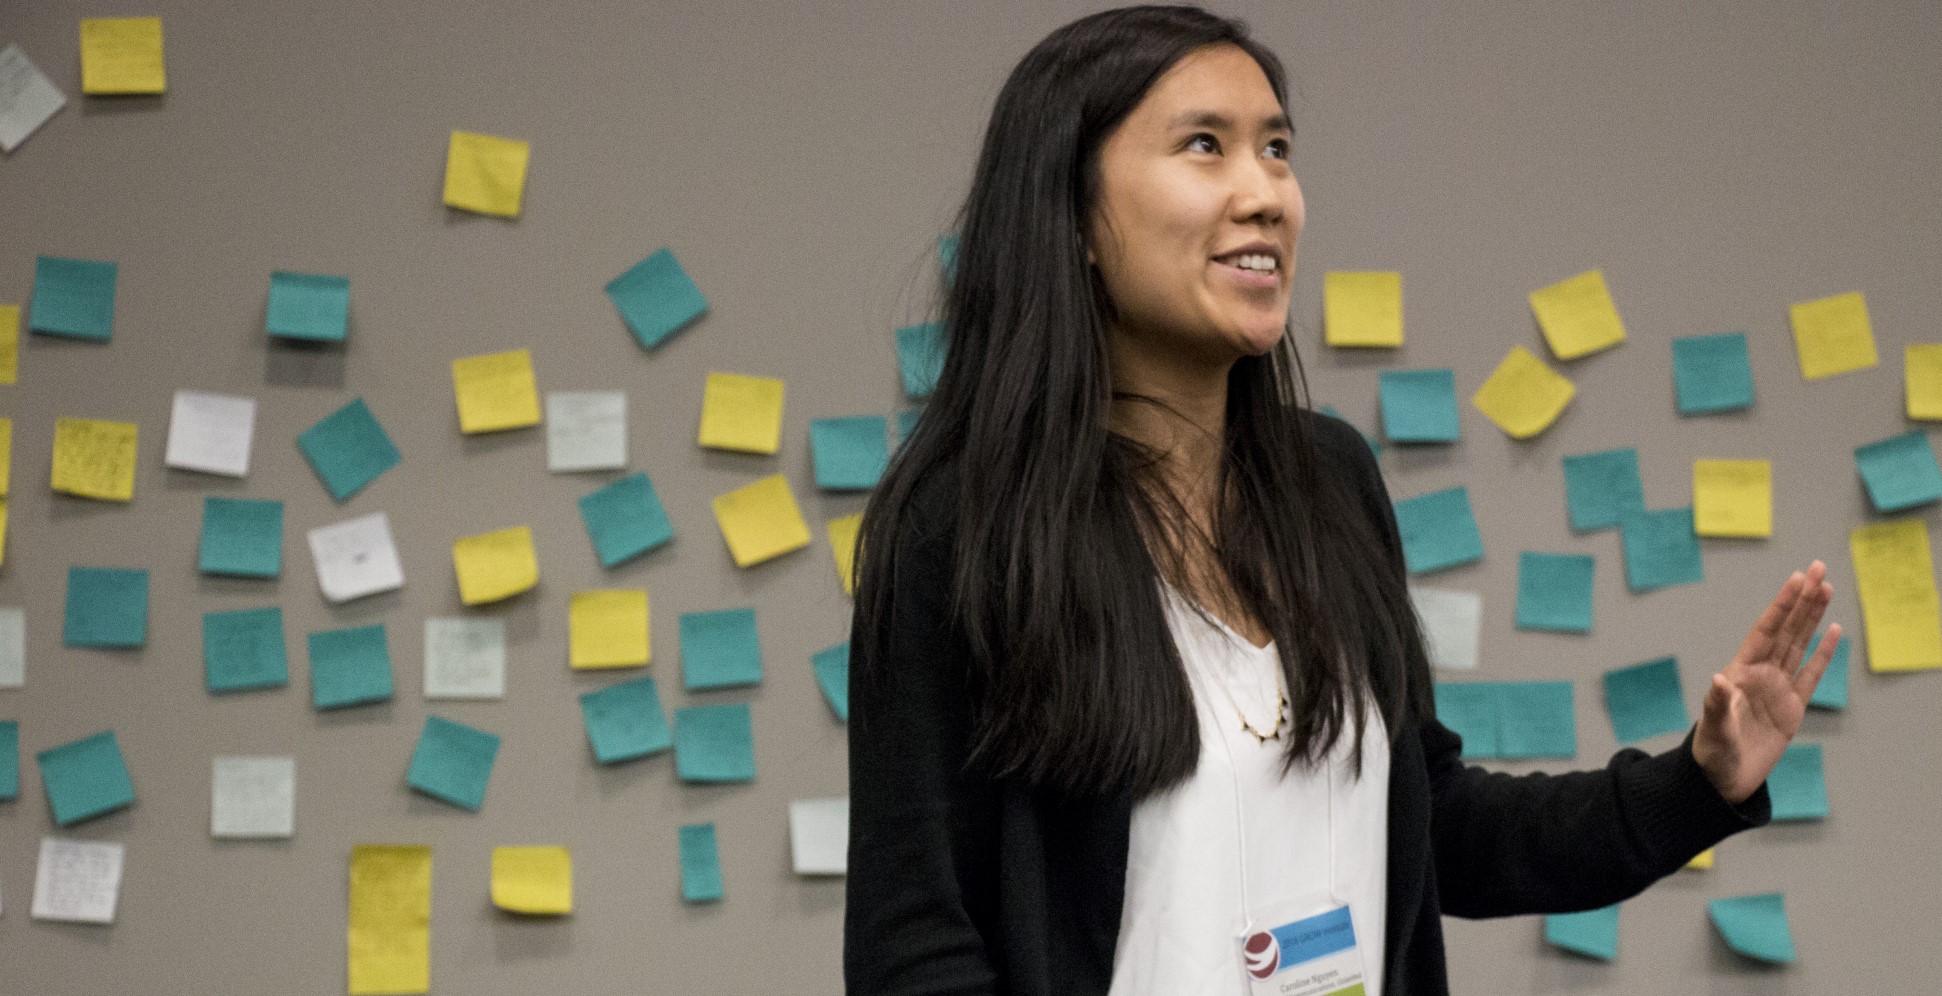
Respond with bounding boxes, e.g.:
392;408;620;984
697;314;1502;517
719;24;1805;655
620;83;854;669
1244;931;1280;979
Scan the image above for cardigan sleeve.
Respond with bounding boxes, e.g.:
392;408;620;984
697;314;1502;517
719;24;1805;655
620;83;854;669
1310;411;1772;919
844;470;1003;995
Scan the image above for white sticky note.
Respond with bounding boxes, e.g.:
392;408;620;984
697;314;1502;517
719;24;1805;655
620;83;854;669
0;606;23;688
307;512;404;603
788;797;849;876
211;756;295;839
0;44;67;154
31;838;124;924
423;617;506;700
1410;587;1482;671
545;391;627;472
165;390;257;477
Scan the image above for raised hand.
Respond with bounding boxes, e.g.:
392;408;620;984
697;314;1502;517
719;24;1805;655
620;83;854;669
1691;561;1840;805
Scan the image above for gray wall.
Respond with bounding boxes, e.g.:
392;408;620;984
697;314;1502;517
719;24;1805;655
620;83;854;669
2;0;1936;991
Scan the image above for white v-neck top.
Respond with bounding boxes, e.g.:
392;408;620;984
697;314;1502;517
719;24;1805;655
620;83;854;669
1107;581;1390;996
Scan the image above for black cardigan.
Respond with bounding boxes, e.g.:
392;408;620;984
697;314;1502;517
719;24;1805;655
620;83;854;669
844;412;1769;995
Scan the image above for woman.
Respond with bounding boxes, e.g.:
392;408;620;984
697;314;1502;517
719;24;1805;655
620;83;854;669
845;7;1836;995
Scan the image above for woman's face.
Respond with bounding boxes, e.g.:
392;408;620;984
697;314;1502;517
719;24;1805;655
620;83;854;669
1088;43;1303;364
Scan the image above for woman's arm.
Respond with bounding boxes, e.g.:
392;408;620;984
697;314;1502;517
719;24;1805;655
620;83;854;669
845;475;1002;995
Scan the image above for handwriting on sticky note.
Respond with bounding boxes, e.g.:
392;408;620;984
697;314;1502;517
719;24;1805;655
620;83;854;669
545;391;626;472
31;838;124;923
1693;459;1772;538
423;618;506;700
52;417;137;501
1849;518;1942;672
211;756;295;838
348;845;431;995
166;391;256;477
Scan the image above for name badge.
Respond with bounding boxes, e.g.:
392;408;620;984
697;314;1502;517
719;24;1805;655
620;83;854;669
1240;901;1368;996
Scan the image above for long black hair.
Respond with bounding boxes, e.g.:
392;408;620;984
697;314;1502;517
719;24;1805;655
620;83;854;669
854;4;1429;800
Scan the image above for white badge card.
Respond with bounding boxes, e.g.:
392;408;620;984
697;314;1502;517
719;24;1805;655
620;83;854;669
1241;900;1367;996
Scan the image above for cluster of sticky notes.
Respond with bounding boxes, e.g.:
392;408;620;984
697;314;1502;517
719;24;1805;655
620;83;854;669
52;417;138;501
37;730;136;826
308;512;406;602
298;398;401;502
1410;587;1482;670
1672;332;1755;415
407;715;500;811
210;756;295;839
812;642;850;721
1620;508;1703;592
895;322;947;399
679;823;724;902
1431;681;1576;759
579;675;672;763
1907;344;1942;420
545;391;627;472
1768;743;1828;821
63;566;149;648
166;390;257;477
1848;518;1942;671
452;526;538;605
1323;271;1403;347
1562;448;1645;531
1602;657;1688;742
32;838;125;924
606;247;708;349
674;704;756;782
810;415;890;490
1693;459;1773;538
201;607;289;693
1392;487;1483;574
699;372;785;454
443;130;530;218
578;472;675;567
30;255;117;341
452;349;542;433
492;846;572;915
1530;269;1626;360
1472;347;1575;439
348;844;432;994
423;617;507;700
828;513;863;595
789;798;849;876
1544;904;1618;961
570;590;650;669
712;473;811;567
309;623;395;709
266;271;351;342
80;17;166;94
1790;291;1876;380
1708;893;1795;964
1853;431;1942;512
1515;552;1594;632
1379;369;1460;443
0;45;67;154
680;608;762;690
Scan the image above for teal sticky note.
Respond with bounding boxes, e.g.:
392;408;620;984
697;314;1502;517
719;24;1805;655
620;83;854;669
895;408;923;448
1768;743;1828;821
578;471;675;568
812;641;849;722
674;704;756;783
1620;508;1703;592
1432;683;1498;759
937;232;959;280
1562;448;1645;531
37;730;136;826
63;566;150;648
266;271;351;341
1854;431;1942;513
1672;332;1754;415
895;322;947;399
1498;681;1577;759
679;822;724;902
1603;656;1688;743
1378;369;1460;443
1318;405;1382;457
680;608;762;691
202;607;289;694
810;415;890;490
308;624;394;709
579;676;673;764
1392;486;1484;574
1545;904;1619;961
405;715;500;811
29;255;118;341
1805;630;1849;710
297;398;401;502
606;247;708;349
0;720;17;801
199;497;284;578
1516;552;1595;632
1708;893;1796;964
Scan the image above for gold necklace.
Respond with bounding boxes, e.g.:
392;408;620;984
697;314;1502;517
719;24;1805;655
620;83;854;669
1235;689;1291;744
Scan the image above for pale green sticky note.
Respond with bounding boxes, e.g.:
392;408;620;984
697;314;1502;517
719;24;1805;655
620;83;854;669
1545;904;1618;961
405;715;500;811
674;704;755;782
1709;893;1796;964
37;730;135;825
679;822;724;902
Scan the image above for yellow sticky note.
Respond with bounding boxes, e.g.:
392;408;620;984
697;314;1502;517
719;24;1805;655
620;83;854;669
712;474;811;567
828;513;863;595
349;844;430;995
1529;270;1626;360
1471;346;1575;439
570;590;649;669
0;498;9;568
1905;345;1942;420
451;349;541;433
1850;518;1942;672
0;304;19;384
442;130;530;217
1323;271;1402;348
0;417;12;497
52;417;138;502
1693;459;1773;538
698;372;785;454
1685;848;1715;871
80;17;166;95
1790;291;1877;380
491;846;572;915
452;526;538;605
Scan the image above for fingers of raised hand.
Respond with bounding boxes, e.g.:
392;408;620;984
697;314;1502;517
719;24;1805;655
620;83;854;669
1793;620;1843;701
1774;563;1830;668
1739;571;1805;662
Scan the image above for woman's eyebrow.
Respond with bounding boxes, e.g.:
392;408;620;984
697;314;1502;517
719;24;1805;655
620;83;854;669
1166;110;1292;132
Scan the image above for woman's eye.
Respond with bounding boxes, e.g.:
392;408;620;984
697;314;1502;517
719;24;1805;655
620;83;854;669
1265;138;1291;160
1186;133;1221;154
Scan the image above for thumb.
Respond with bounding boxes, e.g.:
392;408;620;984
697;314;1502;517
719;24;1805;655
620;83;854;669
1702;674;1733;727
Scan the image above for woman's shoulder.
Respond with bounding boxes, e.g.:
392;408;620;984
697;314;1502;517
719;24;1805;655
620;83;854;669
1300;407;1381;482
